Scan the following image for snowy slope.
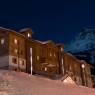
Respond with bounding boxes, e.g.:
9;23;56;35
0;70;95;95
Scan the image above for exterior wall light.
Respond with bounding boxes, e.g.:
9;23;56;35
82;64;85;69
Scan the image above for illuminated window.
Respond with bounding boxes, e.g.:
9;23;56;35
50;53;52;57
14;39;18;44
54;53;56;57
19;60;25;65
45;67;47;71
19;60;22;64
28;33;31;38
69;66;72;71
61;48;63;51
1;38;5;44
14;49;18;54
82;64;85;68
37;56;40;60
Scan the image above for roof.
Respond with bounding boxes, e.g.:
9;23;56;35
34;40;55;45
61;74;76;85
0;27;25;38
19;28;33;33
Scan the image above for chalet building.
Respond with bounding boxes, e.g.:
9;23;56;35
0;27;93;88
63;53;92;87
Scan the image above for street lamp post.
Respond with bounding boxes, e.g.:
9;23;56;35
82;64;86;86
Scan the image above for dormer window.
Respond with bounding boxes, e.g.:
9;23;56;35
14;39;18;44
28;33;31;38
1;38;5;44
61;47;63;51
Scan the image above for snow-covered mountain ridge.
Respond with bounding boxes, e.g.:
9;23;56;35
65;29;95;53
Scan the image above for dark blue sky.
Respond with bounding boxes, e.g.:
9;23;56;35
0;0;95;44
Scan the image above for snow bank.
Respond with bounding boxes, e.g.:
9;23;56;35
0;70;95;95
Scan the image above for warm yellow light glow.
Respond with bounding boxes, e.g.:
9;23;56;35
54;53;56;57
37;56;39;60
1;38;5;44
50;53;52;57
14;49;18;54
19;60;22;64
45;67;47;71
14;39;18;44
28;33;31;38
82;64;85;68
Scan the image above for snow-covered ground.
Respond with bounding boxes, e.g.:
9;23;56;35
0;70;95;95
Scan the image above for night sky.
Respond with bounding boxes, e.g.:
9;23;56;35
0;0;95;44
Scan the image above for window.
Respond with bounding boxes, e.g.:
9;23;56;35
69;66;72;71
45;67;47;71
54;53;56;57
12;58;17;64
1;38;5;44
22;60;25;65
19;60;25;66
14;39;18;44
14;49;18;54
20;50;23;55
28;33;31;38
82;64;85;68
61;47;63;51
37;56;40;60
50;53;52;57
14;68;17;71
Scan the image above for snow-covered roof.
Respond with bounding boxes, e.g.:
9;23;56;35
0;27;16;32
34;40;54;44
0;27;26;37
65;53;88;64
20;28;33;33
62;75;76;85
